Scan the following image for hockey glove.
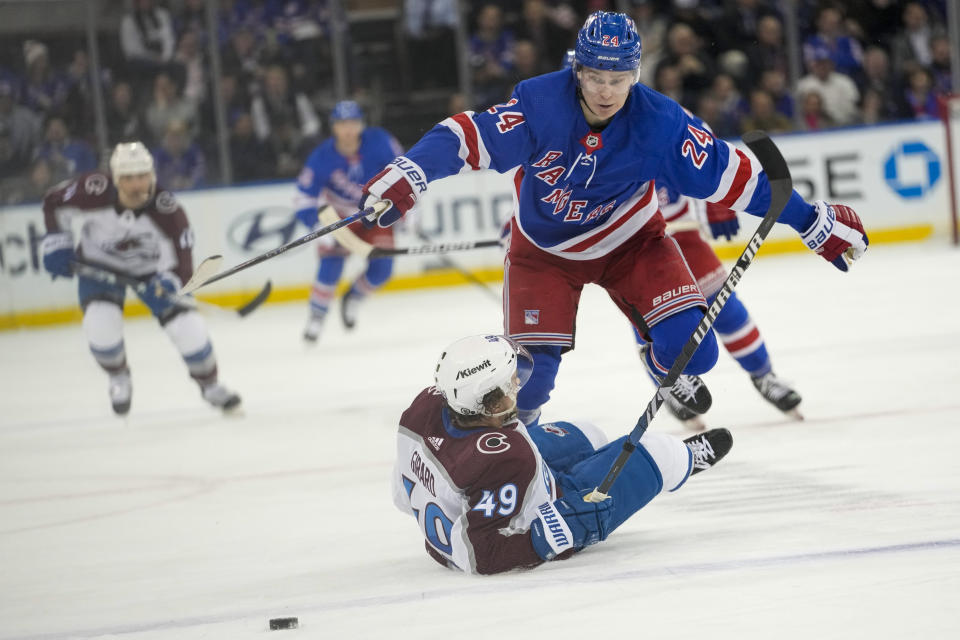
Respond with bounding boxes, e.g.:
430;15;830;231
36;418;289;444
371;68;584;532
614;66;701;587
41;232;76;279
139;271;182;315
529;491;613;561
706;202;740;241
801;201;868;272
360;156;427;228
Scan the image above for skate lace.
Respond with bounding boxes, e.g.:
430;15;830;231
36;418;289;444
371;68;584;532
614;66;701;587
670;375;702;402
757;374;790;401
687;436;716;470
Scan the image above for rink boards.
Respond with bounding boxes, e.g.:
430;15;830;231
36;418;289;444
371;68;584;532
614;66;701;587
0;119;952;328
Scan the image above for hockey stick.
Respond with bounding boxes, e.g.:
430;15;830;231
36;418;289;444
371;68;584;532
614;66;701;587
318;205;500;300
179;201;389;295
583;130;793;503
72;261;272;318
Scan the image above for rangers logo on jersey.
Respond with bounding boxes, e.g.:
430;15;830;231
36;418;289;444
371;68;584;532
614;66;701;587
524;310;540;325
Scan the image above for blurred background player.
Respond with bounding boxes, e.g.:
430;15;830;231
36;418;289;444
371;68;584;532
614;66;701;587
393;334;732;574
39;142;241;415
636;185;802;429
293;100;404;342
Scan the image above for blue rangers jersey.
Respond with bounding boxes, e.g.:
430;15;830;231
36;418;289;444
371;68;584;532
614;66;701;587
400;70;811;260
294;127;403;226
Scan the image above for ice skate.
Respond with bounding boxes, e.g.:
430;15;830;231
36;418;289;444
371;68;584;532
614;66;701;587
684;428;733;475
202;382;242;413
340;288;361;330
662;392;707;431
638;344;712;416
302;312;325;343
109;368;132;416
751;371;803;419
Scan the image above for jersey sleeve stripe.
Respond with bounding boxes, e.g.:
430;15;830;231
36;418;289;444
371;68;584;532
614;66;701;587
442;112;491;172
715;147;755;208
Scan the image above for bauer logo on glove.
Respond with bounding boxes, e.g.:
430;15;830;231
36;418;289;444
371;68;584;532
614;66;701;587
360;156;428;229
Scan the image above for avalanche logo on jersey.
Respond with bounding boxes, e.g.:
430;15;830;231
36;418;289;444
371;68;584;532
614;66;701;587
477;433;510;455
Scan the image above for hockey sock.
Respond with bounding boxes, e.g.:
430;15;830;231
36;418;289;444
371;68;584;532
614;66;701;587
516;345;562;425
311;256;346;316
711;290;773;377
163;309;218;385
645;307;719;377
82;300;127;374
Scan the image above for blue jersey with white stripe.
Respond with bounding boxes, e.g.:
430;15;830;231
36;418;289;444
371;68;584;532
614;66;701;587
401;70;811;260
295;127;403;225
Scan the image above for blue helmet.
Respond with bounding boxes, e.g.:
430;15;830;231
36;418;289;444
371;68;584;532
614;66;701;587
330;100;364;122
574;11;642;72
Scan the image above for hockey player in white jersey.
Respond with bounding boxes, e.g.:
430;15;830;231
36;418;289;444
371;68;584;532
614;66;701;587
40;142;241;415
393;334;732;574
359;11;868;431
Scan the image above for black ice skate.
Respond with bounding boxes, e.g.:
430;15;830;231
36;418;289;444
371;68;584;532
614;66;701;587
202;383;242;413
638;344;712;417
340;288;360;330
751;371;803;420
684;428;733;475
109;368;132;416
662;389;707;431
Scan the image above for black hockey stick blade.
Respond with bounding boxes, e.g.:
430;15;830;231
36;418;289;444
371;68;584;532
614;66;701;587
235;280;272;317
584;131;793;503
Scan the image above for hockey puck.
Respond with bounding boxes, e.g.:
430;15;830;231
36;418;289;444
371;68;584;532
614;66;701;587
269;617;298;630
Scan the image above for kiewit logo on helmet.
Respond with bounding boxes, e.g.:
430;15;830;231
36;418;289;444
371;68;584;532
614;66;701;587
456;359;492;379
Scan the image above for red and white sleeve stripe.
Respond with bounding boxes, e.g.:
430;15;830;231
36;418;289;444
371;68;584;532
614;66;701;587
440;111;491;173
707;142;762;211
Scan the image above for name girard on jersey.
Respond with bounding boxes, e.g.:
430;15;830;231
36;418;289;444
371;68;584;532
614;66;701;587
410;451;436;497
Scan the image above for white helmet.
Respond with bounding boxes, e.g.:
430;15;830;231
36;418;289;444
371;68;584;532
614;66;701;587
109;141;155;180
434;335;534;417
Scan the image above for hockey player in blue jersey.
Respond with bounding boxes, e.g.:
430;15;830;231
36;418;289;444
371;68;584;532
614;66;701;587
293;100;404;342
358;11;868;427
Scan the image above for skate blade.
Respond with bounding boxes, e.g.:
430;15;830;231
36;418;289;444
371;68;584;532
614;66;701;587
683;416;707;431
785;408;804;421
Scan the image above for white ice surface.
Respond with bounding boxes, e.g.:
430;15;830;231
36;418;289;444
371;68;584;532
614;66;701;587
1;243;959;640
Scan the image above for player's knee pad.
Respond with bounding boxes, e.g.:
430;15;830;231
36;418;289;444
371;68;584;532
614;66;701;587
316;256;346;286
649;307;719;375
711;290;749;334
517;345;562;411
82;300;124;356
163;309;213;359
638;431;692;492
363;257;393;287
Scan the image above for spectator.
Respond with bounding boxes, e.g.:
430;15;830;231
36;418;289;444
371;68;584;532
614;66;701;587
929;34;952;96
106;81;147;145
889;2;946;79
61;49;98;136
513;0;578;75
21;40;70;121
706;73;747;139
119;0;179;85
144;72;198;146
899;67;939;120
173;0;208;45
653;64;685;106
153;119;206;190
796;45;859;126
229;111;276;182
740;89;793;134
715;0;777;56
34;116;97;183
630;0;670;88
858;88;886;125
745;14;788;81
845;0;903;50
797;89;835;131
508;39;547;88
0;80;41;179
855;46;900;122
802;5;863;78
251;64;320;177
221;25;263;99
402;0;459;90
174;30;207;106
757;69;794;120
469;3;515;106
0;156;56;205
264;0;329;94
655;22;716;111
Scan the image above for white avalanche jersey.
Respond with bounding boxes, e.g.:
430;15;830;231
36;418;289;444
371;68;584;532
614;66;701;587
392;387;558;574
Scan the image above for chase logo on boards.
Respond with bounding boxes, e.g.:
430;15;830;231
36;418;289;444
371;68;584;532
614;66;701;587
226;206;298;253
883;141;941;199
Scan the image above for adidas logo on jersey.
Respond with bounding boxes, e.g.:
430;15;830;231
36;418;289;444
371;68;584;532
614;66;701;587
427;436;444;450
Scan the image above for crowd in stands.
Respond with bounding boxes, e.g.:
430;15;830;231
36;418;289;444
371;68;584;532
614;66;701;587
0;0;953;206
